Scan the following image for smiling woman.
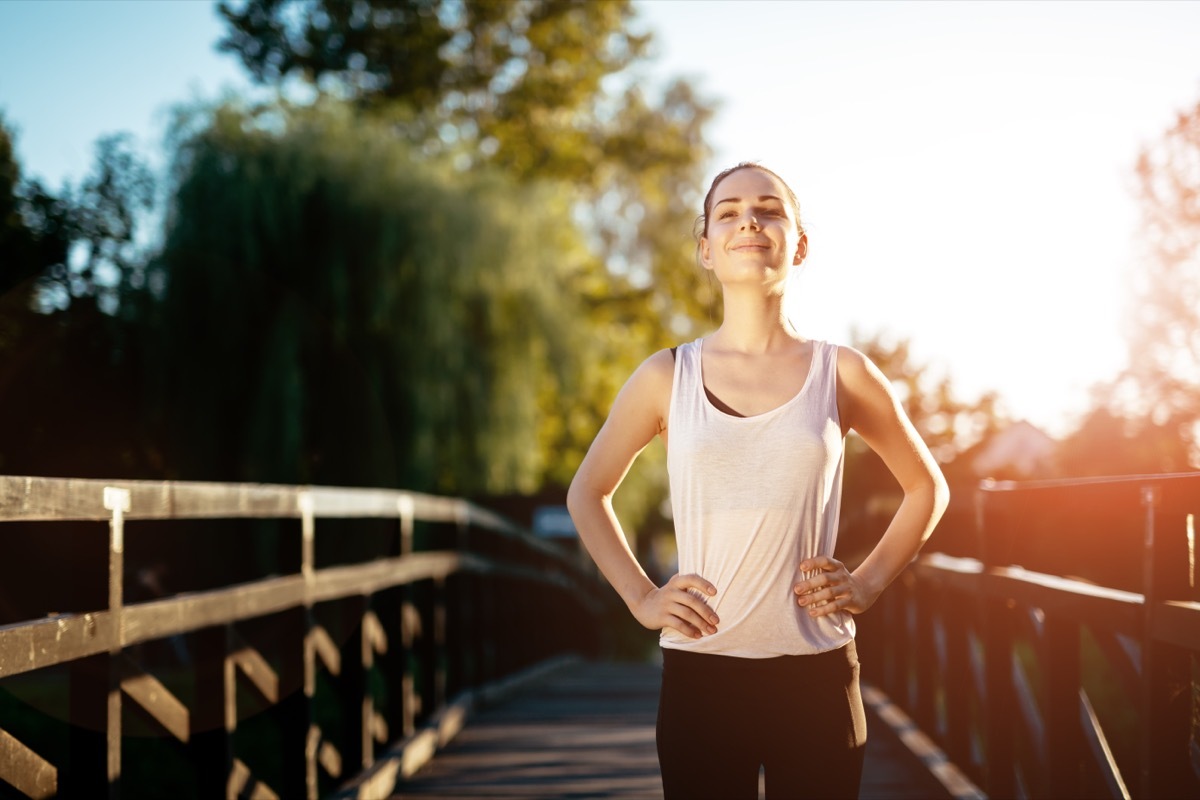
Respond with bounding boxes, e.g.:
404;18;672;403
568;162;949;799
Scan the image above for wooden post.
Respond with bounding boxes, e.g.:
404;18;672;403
880;583;905;701
285;492;316;799
396;495;419;737
66;488;129;798
979;485;1016;799
1138;484;1196;798
913;576;938;735
1043;616;1082;798
450;504;470;696
433;576;448;711
942;587;973;770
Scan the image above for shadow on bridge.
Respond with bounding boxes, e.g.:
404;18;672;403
0;472;1197;799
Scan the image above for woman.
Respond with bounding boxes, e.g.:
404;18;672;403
566;163;949;799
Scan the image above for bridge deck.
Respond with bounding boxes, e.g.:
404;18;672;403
386;660;961;799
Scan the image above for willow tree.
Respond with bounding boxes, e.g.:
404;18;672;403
216;0;716;492
154;100;589;494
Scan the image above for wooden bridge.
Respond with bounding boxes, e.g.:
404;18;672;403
0;472;1197;798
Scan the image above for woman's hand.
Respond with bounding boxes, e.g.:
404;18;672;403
633;573;720;639
793;556;878;618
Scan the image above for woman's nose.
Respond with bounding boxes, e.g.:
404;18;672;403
740;213;760;230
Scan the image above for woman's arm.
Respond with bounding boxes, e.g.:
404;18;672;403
794;346;950;617
567;350;719;639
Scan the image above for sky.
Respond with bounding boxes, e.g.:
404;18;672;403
2;0;1200;437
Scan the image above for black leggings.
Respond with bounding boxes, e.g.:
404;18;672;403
656;641;866;800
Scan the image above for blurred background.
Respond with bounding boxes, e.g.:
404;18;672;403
0;0;1198;583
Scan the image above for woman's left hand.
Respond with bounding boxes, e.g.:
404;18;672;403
793;556;877;618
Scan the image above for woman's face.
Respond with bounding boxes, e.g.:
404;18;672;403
699;168;807;291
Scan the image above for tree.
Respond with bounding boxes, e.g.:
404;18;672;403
1125;96;1200;465
215;0;716;524
42;134;155;315
0;119;160;479
216;0;715;356
152;99;590;495
0;116;70;300
1056;404;1191;478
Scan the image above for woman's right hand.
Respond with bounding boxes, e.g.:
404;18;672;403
632;573;719;638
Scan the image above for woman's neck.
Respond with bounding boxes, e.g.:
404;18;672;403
711;288;798;353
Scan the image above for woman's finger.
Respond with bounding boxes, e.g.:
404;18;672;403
669;574;719;625
669;614;705;639
798;555;839;574
674;604;717;636
671;572;717;597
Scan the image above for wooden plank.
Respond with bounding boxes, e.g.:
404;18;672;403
985;568;1143;634
1150;600;1200;650
121;576;307;648
308;624;341;677
229;758;280;800
1079;689;1131;800
0;550;593;679
123;553;461;648
231;645;279;705
120;663;190;742
0;475;533;532
307;486;461;522
0;612;117;679
0;727;57;799
0;475;299;521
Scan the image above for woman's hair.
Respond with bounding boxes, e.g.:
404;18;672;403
694;163;805;264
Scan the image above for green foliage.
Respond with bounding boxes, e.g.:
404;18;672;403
49;134;156;314
0;117;158;479
216;0;716;390
154;99;590;494
217;0;652;176
0;116;70;300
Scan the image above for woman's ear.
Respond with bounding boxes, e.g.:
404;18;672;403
699;236;714;271
793;232;809;266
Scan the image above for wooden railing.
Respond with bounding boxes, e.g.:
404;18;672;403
862;472;1200;799
0;475;612;799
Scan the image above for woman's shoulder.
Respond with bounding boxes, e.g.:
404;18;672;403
643;347;676;374
623;347;676;395
833;343;878;386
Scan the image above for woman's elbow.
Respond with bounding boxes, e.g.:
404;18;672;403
566;478;584;520
924;468;951;537
905;466;950;524
566;474;602;521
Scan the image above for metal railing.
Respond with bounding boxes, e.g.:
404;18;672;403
0;475;611;799
863;472;1200;799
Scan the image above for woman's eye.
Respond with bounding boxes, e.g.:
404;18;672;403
719;211;737;219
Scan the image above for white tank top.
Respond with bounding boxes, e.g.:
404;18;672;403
662;337;853;657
